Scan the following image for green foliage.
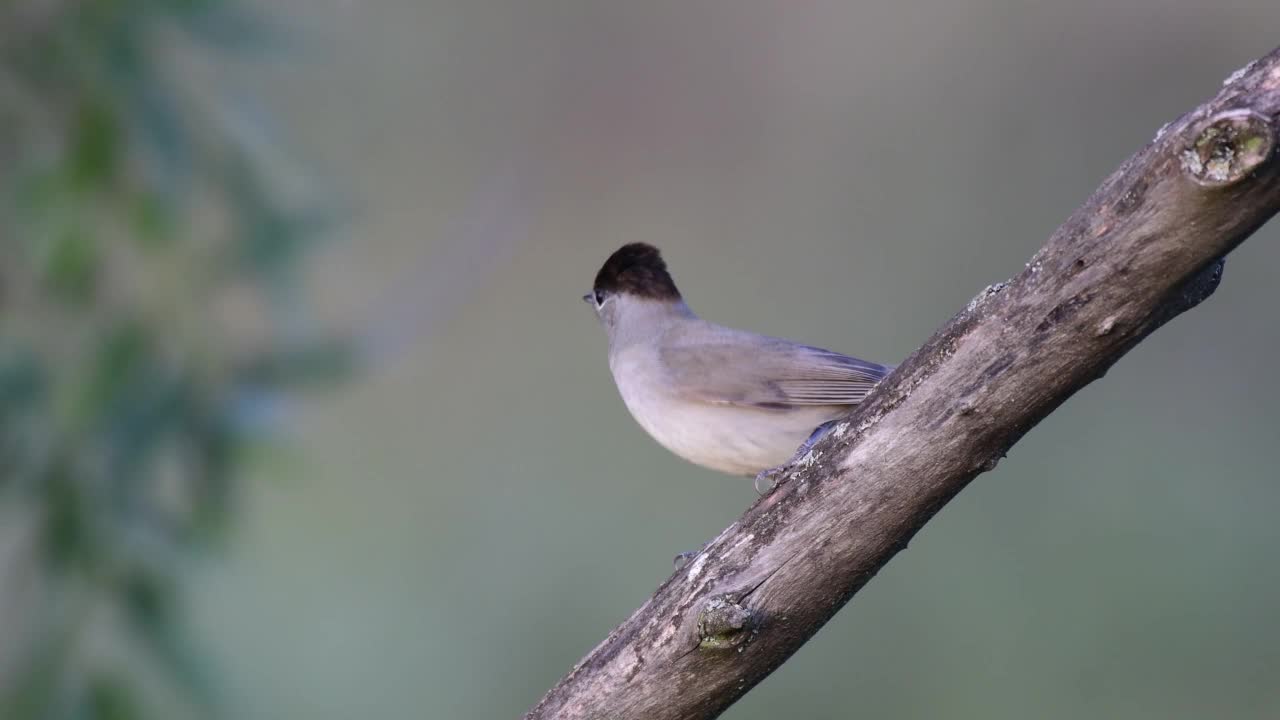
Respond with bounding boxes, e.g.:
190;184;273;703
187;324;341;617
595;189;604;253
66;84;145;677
0;2;350;718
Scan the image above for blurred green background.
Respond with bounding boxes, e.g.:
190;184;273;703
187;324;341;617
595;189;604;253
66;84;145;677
3;2;1280;719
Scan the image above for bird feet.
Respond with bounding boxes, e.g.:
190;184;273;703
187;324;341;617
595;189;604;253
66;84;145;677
753;466;784;495
673;544;708;569
753;419;841;495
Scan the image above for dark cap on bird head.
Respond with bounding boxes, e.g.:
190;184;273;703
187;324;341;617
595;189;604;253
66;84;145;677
592;243;681;301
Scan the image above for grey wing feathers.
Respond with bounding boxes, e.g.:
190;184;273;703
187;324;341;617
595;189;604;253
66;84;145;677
658;332;890;409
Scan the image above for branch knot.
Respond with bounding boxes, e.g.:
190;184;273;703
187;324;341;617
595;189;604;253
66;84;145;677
1180;109;1275;187
697;596;757;651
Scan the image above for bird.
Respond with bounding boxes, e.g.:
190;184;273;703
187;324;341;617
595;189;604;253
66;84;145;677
584;243;892;491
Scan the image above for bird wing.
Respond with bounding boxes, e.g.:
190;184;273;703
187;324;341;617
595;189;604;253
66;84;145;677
658;329;890;410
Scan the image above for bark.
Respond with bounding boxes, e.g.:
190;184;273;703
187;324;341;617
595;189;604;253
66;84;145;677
525;46;1280;720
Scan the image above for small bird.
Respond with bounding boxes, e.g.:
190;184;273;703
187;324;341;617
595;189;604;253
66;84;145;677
584;243;892;489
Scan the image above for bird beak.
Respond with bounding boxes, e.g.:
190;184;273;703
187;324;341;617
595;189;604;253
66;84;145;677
582;292;594;304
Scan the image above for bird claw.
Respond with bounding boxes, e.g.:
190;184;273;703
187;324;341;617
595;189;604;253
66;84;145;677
673;541;710;568
754;467;782;495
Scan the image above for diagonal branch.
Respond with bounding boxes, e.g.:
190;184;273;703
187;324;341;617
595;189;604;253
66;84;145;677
525;46;1280;720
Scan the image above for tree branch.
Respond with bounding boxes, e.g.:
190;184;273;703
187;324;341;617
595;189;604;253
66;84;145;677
525;46;1280;720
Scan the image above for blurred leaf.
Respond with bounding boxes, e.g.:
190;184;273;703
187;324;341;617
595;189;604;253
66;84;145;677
122;571;218;713
129;192;174;249
185;404;237;537
224;162;305;278
76;323;152;425
0;349;47;491
85;675;140;720
69;100;120;190
0;349;46;411
114;64;192;203
122;569;175;633
42;227;99;305
103;369;187;510
42;462;93;570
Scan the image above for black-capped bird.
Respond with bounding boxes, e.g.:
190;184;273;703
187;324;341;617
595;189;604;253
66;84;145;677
584;244;892;490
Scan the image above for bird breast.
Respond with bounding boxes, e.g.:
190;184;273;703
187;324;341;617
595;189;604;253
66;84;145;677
608;346;843;476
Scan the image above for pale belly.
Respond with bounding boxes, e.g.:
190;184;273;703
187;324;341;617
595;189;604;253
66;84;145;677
610;351;845;476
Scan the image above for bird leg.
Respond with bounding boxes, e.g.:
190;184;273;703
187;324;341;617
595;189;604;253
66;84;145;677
753;419;840;494
673;548;703;568
675;421;842;567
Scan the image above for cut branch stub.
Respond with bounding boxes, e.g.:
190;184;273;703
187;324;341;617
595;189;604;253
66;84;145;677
697;596;757;651
1180;109;1275;186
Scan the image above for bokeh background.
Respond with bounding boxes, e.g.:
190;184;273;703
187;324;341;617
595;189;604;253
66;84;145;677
3;2;1280;719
